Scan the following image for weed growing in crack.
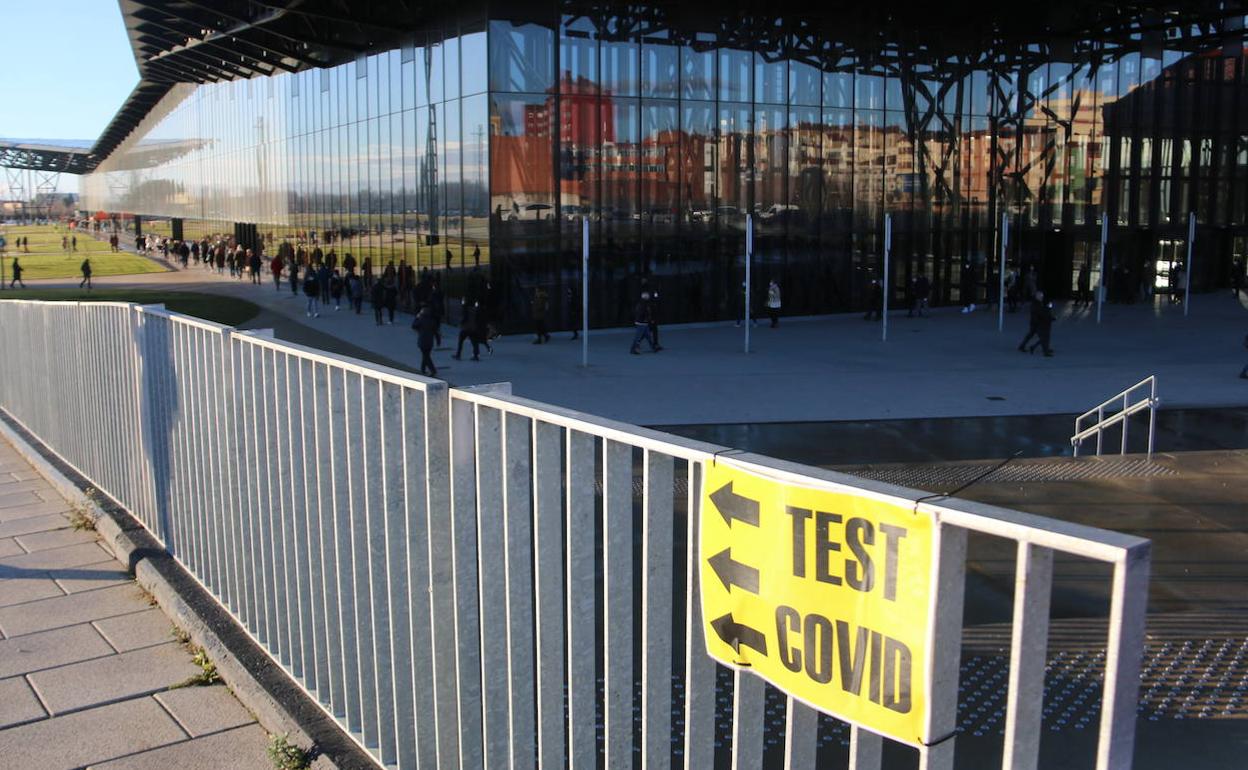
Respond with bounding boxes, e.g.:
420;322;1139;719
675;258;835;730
171;646;220;688
69;489;99;531
267;733;311;770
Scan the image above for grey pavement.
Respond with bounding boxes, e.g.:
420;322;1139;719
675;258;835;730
0;435;271;770
20;256;1248;426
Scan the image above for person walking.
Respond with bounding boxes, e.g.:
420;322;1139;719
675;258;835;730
413;303;439;377
766;279;782;327
79;258;92;289
630;292;661;354
371;276;386;325
9;258;25;288
1233;258;1246;301
453;301;485;361
329;270;344;311
1018;291;1055;357
248;249;262;285
863;278;882;321
531;286;551;344
382;271;398;325
348;271;363;314
303;269;320;317
289;258;301;296
909;271;930;317
317;261;332;304
270;253;284;290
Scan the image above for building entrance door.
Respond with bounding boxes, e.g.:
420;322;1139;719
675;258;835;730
1155;237;1185;301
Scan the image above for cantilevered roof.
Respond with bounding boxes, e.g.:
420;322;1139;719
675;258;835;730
0;139;97;174
118;0;436;84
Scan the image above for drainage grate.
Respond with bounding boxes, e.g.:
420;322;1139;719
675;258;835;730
843;456;1176;489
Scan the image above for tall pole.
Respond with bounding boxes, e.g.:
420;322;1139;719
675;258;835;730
581;217;589;367
1184;211;1195;316
997;212;1008;332
882;214;891;341
745;214;753;354
1097;214;1107;324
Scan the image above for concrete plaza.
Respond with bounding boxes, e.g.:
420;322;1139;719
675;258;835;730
0;434;272;769
20;254;1248;426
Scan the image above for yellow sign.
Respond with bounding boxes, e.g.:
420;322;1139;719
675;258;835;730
700;460;935;745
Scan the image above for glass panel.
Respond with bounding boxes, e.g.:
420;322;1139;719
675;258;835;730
444;35;460;101
681;38;715;101
642;37;678;98
462;29;488;96
601;28;639;97
754;53;786;104
463;94;490;267
491;93;555;223
790;60;820;106
560;16;597;92
719;49;752;102
491;20;555;93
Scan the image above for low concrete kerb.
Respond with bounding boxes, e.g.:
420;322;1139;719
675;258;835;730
0;409;379;770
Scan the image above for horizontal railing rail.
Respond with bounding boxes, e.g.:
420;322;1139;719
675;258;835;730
1072;376;1160;460
0;299;1150;770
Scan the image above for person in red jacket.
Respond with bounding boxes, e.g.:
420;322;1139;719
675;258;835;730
270;254;284;290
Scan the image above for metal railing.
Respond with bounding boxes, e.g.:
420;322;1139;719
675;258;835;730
1072;376;1160;460
0;299;1151;770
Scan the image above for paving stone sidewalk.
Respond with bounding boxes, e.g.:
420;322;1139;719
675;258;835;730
0;435;273;769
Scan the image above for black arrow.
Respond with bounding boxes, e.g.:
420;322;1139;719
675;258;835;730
708;548;760;594
710;482;760;527
710;613;768;656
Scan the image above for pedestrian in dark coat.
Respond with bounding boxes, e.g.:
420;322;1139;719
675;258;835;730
863;279;882;321
348;273;363;314
531;287;551;344
79;259;92;289
9;258;25;288
1018;291;1055;356
329;270;344;311
629;292;660;354
453;302;485;361
383;273;398;324
303;271;320;317
413;304;439;376
909;272;930;317
371;279;386;326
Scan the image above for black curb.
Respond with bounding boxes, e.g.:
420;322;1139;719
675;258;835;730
0;409;380;770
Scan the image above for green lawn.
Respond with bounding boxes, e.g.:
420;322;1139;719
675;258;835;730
0;224;166;280
0;289;261;327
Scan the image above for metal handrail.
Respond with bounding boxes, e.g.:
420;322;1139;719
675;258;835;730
1072;376;1160;460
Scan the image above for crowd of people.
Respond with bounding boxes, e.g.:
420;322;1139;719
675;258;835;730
141;233;505;376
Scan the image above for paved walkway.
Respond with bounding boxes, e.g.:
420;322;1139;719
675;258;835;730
18;250;1248;425
0;435;272;769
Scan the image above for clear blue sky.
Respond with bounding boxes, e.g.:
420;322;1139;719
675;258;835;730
0;1;137;192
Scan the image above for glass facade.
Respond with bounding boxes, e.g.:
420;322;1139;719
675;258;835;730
83;7;1248;330
84;24;491;278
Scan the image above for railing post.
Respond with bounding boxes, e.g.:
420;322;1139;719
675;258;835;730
1096;407;1104;456
1096;544;1151;770
1120;394;1129;455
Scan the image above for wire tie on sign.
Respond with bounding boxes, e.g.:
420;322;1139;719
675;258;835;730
922;728;960;748
711;448;744;467
912;450;1024;516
